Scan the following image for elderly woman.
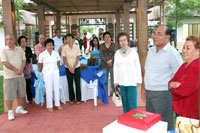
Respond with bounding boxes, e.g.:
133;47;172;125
169;35;200;119
38;38;62;112
62;34;81;105
18;36;33;104
100;32;116;95
114;32;142;113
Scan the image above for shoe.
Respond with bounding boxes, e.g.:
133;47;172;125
76;101;81;105
70;101;74;105
57;106;62;110
47;108;53;112
8;110;15;120
15;106;28;114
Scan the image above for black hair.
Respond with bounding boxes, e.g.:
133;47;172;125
62;35;67;43
18;35;27;45
103;31;112;39
44;38;54;47
92;37;100;50
66;33;74;39
55;29;61;33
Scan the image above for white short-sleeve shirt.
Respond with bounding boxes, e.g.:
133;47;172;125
38;50;60;75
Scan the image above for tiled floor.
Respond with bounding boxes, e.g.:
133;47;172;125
0;97;145;133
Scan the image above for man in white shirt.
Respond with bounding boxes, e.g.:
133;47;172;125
141;25;183;130
53;29;63;51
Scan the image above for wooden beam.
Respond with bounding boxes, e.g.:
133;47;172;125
31;0;59;12
2;0;17;39
131;1;165;8
56;12;61;29
115;10;121;44
37;4;46;35
137;0;148;75
123;2;130;36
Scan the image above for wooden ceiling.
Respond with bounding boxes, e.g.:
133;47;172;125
24;0;164;13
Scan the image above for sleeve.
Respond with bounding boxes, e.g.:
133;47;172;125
38;52;43;63
62;47;67;57
56;51;60;61
144;49;151;71
99;44;107;62
76;45;81;56
172;64;199;98
113;51;119;84
21;47;26;60
170;50;183;75
134;51;142;83
28;47;33;58
34;45;40;58
0;48;8;62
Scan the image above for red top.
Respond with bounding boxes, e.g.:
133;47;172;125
169;58;199;119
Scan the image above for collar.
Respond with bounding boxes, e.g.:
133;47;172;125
153;42;170;52
5;45;16;50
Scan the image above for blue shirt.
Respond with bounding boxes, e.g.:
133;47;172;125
144;43;183;91
53;36;63;51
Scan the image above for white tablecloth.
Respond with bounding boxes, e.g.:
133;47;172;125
59;76;95;103
103;120;168;133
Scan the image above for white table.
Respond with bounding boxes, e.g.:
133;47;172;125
59;76;96;104
103;120;168;133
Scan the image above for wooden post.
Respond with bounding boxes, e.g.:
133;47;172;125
37;4;45;35
56;12;61;30
2;0;17;39
136;0;148;75
123;2;130;37
115;10;121;45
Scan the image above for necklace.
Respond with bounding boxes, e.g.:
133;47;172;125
120;47;129;54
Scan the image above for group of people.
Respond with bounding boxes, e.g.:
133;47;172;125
1;25;199;132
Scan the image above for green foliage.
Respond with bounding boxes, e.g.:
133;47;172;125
80;26;94;35
0;76;4;115
165;0;200;28
0;62;3;71
0;0;24;26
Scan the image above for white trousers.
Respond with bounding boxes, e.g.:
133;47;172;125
43;71;60;108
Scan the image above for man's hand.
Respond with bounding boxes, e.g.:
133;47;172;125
15;69;23;75
141;86;146;99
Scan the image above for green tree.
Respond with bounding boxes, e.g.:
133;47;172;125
165;0;200;47
0;0;24;27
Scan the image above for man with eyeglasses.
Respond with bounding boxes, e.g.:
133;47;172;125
141;25;183;130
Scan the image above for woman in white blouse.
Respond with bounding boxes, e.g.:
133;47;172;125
114;32;142;113
38;38;62;112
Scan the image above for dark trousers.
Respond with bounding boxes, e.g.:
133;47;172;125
26;78;33;102
65;67;81;102
146;90;174;130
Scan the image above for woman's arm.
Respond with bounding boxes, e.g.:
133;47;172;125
38;63;43;72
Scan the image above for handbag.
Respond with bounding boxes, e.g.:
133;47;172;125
175;116;200;133
87;58;98;66
112;86;122;107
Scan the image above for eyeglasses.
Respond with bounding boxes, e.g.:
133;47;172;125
152;33;164;37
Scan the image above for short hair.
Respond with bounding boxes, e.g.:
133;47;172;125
44;38;54;47
55;29;61;33
117;32;129;44
6;34;15;40
66;33;74;39
62;35;67;43
84;32;87;35
186;35;200;49
18;35;27;45
103;31;112;39
99;28;104;31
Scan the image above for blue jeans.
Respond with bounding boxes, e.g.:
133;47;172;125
120;86;137;113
